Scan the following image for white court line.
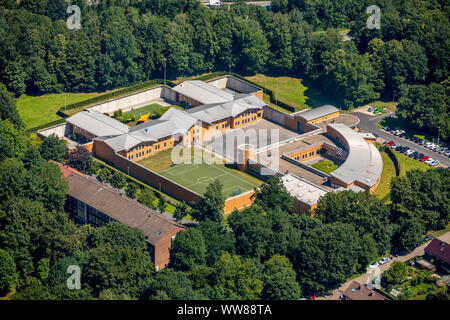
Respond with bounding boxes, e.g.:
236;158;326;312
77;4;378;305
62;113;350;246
186;173;228;188
159;164;200;176
213;165;258;188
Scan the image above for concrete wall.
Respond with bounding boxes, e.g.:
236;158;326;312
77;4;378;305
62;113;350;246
263;105;288;126
281;154;331;179
86;85;174;115
206;75;261;95
37;123;70;139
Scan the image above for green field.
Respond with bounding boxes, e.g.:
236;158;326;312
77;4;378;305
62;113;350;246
311;160;338;174
123;103;165;118
246;74;337;112
17;92;104;129
138;148;263;198
375;151;397;203
396;151;430;176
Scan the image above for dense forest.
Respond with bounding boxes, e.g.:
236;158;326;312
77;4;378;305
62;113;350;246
0;0;449;138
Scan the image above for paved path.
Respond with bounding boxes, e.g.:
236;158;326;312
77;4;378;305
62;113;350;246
351;111;450;167
319;231;450;300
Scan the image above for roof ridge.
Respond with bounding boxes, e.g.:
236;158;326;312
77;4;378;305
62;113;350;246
68;172;185;228
84;110;129;133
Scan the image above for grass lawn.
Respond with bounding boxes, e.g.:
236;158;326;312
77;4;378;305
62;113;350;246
17;92;103;129
122;103;165;118
395;151;430;176
245;74;337;112
375;151;397;203
311;160;338;174
138;147;263;198
390;269;441;300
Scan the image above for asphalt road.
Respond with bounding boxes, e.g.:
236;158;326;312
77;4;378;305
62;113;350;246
352;111;450;167
319;230;450;300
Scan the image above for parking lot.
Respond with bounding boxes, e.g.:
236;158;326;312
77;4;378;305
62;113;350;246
381;125;449;168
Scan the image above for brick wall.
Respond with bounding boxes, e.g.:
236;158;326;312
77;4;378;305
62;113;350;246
154;225;185;270
223;190;256;214
93;140;203;204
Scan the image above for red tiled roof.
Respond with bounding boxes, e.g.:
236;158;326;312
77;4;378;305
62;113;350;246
49;160;86;178
425;238;450;264
342;281;389;301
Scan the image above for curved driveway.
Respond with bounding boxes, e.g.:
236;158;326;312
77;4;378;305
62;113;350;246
351;111;450;167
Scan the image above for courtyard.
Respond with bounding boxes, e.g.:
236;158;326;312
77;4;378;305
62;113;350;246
137;147;263;198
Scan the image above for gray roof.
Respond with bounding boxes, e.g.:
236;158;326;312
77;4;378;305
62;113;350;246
328;123;383;188
297;105;339;122
102;107;200;152
281;174;328;206
66;110;129;137
172;80;234;104
185;94;265;123
65;172;185;246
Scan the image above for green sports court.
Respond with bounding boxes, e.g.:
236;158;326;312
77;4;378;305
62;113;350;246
137;147;263;198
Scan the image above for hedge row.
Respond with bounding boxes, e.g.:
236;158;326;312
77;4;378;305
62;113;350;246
58;78;176;116
379;145;401;176
93;157;181;208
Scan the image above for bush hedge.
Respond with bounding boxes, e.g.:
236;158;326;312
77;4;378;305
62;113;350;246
379;145;401;176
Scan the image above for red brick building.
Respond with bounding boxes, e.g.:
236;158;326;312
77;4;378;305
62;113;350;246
56;163;185;270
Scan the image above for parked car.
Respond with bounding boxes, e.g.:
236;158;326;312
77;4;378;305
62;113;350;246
405;149;414;156
424;234;434;242
374;108;382;114
445;150;450;157
391;143;399;149
425;158;434;164
429;160;440;166
419;155;429;162
369;262;379;269
433;146;440;152
409;151;418;158
439;148;447;154
379;257;392;265
386;141;395;146
368;106;375;112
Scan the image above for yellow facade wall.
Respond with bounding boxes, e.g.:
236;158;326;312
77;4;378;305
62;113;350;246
306;111;340;124
288;144;323;162
124;136;175;162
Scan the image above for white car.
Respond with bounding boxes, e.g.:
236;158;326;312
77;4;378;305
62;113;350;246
405;149;414;156
367;106;375;112
429;160;439;166
425;158;434;164
369;262;379;269
378;257;391;265
445;150;450;157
